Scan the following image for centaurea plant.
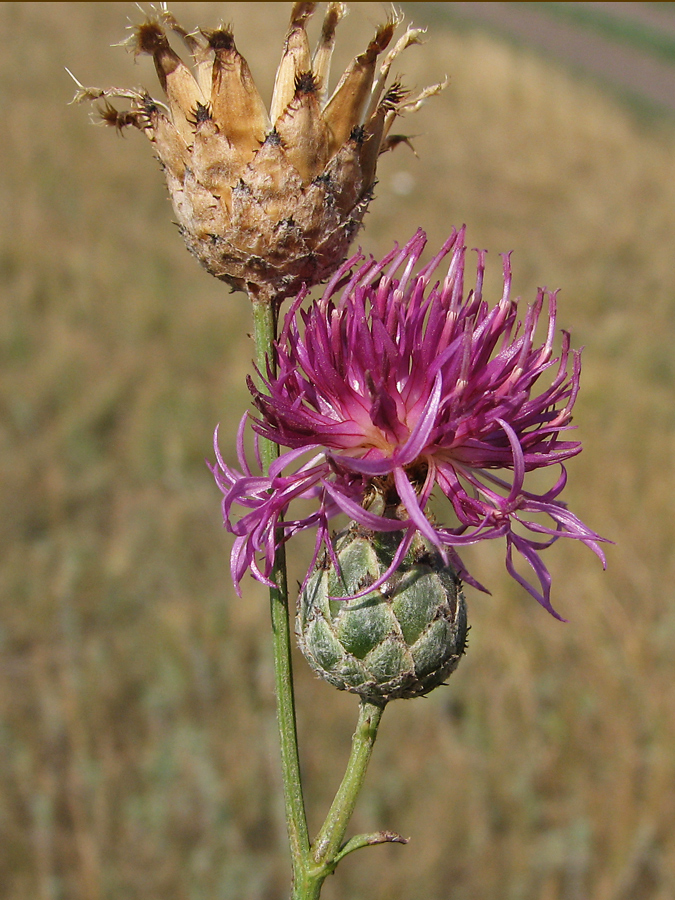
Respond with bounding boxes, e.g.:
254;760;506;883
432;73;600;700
76;4;607;898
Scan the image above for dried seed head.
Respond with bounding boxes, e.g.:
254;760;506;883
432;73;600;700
73;3;445;304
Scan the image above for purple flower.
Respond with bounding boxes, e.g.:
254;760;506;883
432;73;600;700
213;228;607;619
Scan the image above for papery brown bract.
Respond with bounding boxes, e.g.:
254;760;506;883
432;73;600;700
73;3;444;304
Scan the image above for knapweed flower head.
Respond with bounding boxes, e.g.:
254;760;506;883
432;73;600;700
213;228;608;619
71;2;443;303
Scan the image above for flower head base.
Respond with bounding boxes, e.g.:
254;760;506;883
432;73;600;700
72;3;443;303
213;228;608;619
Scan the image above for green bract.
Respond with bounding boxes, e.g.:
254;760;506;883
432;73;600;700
297;526;468;703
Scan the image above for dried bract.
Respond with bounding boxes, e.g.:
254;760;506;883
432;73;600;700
72;3;444;303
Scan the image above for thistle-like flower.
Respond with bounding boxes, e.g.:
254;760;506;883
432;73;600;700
213;228;608;619
71;2;443;303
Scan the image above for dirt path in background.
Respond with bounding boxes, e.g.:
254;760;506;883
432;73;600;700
585;1;675;40
443;2;675;114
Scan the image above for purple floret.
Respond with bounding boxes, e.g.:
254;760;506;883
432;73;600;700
212;228;607;618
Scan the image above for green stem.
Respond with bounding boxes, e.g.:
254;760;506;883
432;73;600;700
249;297;389;899
312;700;385;871
251;297;310;885
293;701;387;899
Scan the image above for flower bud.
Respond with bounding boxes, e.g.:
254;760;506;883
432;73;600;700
72;4;445;303
297;525;467;703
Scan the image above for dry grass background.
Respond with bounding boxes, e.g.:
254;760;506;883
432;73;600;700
2;2;675;898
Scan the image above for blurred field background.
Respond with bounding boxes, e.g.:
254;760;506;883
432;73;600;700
3;2;675;898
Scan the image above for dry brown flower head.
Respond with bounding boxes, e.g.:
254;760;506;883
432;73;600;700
72;2;445;304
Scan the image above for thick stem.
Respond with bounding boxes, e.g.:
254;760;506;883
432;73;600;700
251;297;310;884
